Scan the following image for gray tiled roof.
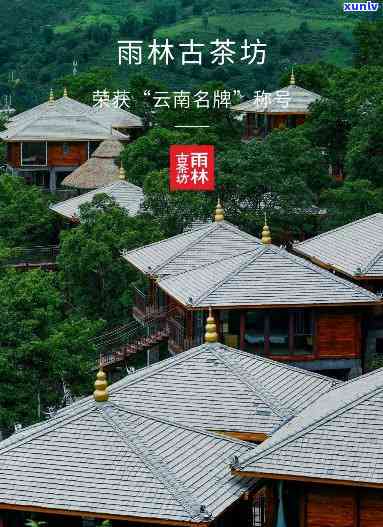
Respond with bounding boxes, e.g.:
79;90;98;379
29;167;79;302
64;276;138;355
294;213;383;278
235;368;383;487
8;96;91;124
2;96;142;141
157;245;380;308
89;105;143;129
49;180;144;220
0;398;257;523
59;343;337;437
2;112;127;141
105;343;338;435
122;220;261;277
232;83;321;114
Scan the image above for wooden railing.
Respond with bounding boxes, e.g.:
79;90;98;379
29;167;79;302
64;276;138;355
93;307;174;368
167;317;185;350
133;286;149;319
3;245;60;268
167;317;204;353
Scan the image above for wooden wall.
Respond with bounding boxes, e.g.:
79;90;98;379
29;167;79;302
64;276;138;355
47;142;88;166
303;485;383;527
316;313;361;359
6;142;88;167
305;487;355;527
6;143;21;167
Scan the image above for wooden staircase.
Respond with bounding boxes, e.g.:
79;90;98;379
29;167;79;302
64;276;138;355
92;309;174;368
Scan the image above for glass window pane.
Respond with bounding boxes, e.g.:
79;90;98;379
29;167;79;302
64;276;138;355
225;311;240;348
269;310;290;355
245;311;265;353
293;310;313;355
22;142;46;166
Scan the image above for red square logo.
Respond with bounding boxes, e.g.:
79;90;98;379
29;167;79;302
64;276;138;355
169;145;215;191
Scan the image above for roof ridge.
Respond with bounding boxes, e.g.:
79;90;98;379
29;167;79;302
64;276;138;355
238;380;383;469
0;405;95;455
5;104;56;137
362;245;383;274
280;247;380;301
20;346;210;428
329;366;383;393
110;398;254;446
191;247;266;306
210;347;293;420
151;222;220;275
110;344;209;395
218;220;261;243
296;213;383;248
231;345;340;384
122;223;213;263
100;405;212;521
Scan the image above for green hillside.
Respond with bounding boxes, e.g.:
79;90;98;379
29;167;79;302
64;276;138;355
0;0;370;110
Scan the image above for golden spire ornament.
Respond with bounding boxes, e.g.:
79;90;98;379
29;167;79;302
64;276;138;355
205;307;218;343
261;213;272;245
214;199;224;222
48;88;54;104
119;164;126;180
63;86;68;97
290;67;296;86
93;367;109;402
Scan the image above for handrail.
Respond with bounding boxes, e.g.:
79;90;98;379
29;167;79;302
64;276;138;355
3;245;60;266
92;306;177;353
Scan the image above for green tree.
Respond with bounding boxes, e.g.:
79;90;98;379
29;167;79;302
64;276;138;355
58;195;163;324
121;127;218;187
56;68;118;105
345;98;383;184
279;62;339;94
143;127;329;239
0;173;58;246
0;269;100;434
354;20;383;67
321;179;383;230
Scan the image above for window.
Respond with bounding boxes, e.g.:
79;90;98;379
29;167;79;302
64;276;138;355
242;309;314;356
62;143;70;155
245;311;266;353
193;311;205;345
269;310;290;355
21;142;47;166
293;310;314;354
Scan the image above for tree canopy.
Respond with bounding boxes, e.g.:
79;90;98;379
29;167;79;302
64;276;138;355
58;194;163;324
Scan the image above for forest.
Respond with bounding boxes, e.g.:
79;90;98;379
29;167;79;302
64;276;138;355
1;2;383;436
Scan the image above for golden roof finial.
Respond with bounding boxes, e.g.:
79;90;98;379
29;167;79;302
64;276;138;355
48;88;54;104
261;212;272;245
290;67;296;86
205;307;218;343
119;164;126;180
214;198;224;222
63;86;68;97
93;366;109;402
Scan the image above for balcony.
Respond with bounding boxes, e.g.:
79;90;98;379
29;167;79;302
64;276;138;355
167;316;203;354
3;245;60;270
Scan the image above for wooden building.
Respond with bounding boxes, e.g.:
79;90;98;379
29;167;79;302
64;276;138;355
232;366;383;526
294;213;383;292
294;213;383;369
0;318;339;527
231;71;321;140
50;166;144;223
122;203;381;380
0;89;143;192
